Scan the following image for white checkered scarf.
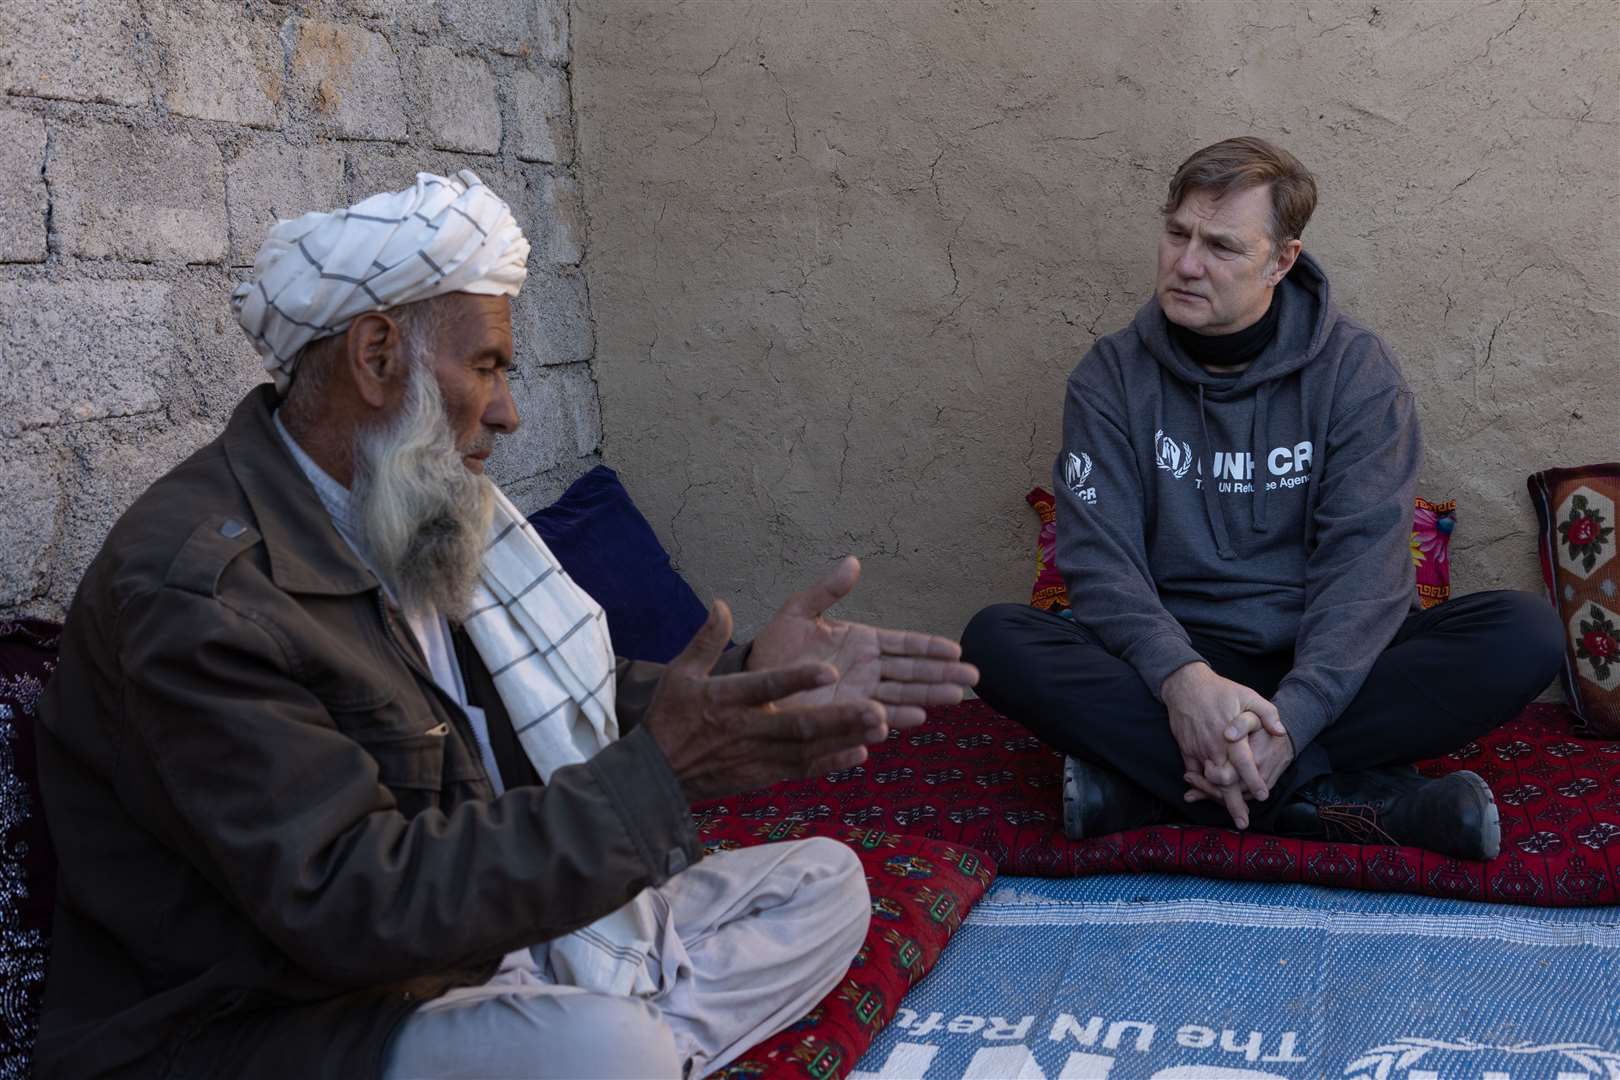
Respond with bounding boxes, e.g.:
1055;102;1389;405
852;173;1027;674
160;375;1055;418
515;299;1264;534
467;485;664;998
231;169;529;393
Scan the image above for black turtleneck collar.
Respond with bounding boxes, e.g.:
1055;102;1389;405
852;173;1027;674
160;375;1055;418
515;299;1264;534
1169;289;1280;373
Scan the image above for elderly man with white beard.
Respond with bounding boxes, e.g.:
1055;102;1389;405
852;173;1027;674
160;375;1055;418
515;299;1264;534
33;171;979;1080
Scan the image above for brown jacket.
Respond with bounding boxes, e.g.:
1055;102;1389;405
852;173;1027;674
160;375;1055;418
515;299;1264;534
35;387;716;1079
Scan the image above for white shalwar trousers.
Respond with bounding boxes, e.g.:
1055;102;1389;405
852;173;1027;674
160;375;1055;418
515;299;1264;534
383;837;871;1079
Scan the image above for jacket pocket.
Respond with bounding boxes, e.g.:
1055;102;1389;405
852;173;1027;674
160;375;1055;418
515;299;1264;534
352;724;447;807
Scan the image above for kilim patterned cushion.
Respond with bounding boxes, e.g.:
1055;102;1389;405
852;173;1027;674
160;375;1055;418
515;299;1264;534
699;827;995;1080
691;698;1620;907
1529;463;1620;736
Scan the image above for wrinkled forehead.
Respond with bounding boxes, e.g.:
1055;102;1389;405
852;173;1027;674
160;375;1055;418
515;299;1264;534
1166;183;1274;238
434;292;516;359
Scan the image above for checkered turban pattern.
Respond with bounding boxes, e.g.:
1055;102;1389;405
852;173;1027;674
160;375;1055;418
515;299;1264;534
231;169;529;393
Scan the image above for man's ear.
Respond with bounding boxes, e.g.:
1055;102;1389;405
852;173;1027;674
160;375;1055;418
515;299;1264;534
1268;238;1303;287
344;312;408;410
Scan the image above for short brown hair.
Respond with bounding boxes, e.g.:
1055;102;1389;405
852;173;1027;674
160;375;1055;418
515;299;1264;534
1163;137;1318;248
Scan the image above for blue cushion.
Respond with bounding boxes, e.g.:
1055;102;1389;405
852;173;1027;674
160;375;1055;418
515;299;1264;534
527;466;711;663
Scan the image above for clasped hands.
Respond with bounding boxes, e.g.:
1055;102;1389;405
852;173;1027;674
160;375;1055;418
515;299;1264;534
645;556;980;801
1160;662;1294;829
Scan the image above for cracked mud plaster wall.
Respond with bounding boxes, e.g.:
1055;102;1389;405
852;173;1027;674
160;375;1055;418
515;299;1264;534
573;0;1620;641
0;0;602;620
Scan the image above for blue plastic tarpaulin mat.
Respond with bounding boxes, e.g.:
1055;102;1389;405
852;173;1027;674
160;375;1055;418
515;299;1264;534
851;874;1620;1080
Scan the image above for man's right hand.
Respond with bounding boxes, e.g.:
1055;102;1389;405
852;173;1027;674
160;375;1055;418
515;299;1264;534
1160;661;1285;817
644;600;891;801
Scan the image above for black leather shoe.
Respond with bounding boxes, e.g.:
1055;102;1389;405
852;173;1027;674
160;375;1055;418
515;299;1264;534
1271;766;1501;860
1061;756;1173;839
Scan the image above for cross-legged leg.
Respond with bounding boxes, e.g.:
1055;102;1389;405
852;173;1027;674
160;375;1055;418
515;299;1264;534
962;592;1564;845
1264;591;1565;855
383;985;682;1080
960;603;1293;828
384;838;869;1080
653;837;870;1077
1310;590;1564;771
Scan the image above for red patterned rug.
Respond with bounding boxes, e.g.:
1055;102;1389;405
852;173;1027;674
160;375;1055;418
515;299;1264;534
700;825;995;1080
692;699;1620;907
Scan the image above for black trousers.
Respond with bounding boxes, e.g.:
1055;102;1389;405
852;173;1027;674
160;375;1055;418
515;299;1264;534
960;591;1565;829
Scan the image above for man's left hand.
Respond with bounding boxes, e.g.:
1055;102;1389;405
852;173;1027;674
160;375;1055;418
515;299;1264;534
748;556;979;729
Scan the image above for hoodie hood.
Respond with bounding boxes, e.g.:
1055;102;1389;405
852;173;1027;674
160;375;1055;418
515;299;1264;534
1135;250;1335;396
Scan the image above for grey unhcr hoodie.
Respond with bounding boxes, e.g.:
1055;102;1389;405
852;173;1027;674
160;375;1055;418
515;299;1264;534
1053;252;1421;751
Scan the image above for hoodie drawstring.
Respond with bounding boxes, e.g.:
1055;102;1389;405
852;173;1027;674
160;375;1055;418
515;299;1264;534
1197;384;1237;559
1252;381;1273;533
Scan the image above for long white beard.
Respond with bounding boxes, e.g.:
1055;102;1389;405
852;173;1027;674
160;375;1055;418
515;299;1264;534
351;368;493;620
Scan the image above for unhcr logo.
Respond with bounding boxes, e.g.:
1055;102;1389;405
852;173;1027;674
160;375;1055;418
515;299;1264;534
1155;430;1194;479
1343;1037;1620;1080
1065;452;1096;505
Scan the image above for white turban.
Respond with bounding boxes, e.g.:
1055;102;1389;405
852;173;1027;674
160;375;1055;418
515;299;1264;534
232;169;529;393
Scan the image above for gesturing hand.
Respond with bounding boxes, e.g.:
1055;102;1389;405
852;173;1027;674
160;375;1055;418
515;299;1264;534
748;556;979;730
644;599;890;801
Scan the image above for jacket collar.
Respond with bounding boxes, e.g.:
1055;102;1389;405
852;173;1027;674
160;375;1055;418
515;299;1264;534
222;385;379;596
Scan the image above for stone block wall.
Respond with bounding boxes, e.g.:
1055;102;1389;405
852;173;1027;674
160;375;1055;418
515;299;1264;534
0;0;600;620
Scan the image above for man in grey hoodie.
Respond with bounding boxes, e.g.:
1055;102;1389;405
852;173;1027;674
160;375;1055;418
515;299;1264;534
962;137;1563;861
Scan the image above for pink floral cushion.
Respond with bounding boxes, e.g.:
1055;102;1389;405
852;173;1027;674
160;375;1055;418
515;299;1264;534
1024;488;1071;615
1411;497;1456;609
